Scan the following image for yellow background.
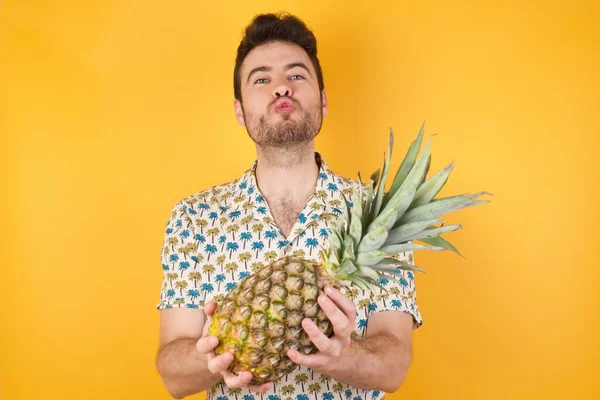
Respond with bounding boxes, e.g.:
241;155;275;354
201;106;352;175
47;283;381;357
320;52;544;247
1;0;598;399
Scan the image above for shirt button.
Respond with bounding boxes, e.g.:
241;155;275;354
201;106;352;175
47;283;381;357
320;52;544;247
285;246;292;252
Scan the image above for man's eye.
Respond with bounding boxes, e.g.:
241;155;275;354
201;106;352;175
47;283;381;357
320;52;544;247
255;78;268;84
291;75;304;80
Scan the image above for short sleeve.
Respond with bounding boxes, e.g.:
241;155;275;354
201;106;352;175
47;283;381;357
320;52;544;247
156;201;204;310
367;250;423;330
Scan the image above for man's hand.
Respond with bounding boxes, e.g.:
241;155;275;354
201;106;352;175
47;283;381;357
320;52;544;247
196;301;272;393
286;286;356;373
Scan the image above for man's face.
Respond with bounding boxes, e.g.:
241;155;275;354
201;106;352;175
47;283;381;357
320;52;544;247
234;41;328;147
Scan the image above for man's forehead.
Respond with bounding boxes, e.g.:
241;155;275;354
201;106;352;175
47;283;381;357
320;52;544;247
242;42;310;71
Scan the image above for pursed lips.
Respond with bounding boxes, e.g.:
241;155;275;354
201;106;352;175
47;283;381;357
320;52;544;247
273;98;295;112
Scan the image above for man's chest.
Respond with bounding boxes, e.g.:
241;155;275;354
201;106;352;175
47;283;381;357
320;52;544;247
268;198;306;238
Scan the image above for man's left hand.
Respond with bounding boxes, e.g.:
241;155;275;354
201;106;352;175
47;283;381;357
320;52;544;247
286;286;357;373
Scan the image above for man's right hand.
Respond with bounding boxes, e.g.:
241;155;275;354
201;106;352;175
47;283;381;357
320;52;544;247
196;301;273;393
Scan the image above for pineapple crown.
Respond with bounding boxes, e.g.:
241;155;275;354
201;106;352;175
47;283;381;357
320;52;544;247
319;122;492;292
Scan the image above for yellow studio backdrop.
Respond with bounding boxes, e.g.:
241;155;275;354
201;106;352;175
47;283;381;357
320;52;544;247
1;0;598;399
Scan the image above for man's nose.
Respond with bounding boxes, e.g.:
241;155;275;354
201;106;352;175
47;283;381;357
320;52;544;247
273;78;293;98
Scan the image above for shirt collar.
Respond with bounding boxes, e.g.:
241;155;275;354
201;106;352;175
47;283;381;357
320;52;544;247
234;152;348;230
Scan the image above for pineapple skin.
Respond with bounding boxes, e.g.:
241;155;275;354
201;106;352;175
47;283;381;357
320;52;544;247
208;256;338;385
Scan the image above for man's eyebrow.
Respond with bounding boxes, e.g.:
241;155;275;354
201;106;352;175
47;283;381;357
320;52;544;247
246;62;312;84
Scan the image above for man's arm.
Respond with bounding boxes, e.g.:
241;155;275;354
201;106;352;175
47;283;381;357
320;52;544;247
155;308;221;399
287;287;415;393
320;311;413;392
156;304;273;399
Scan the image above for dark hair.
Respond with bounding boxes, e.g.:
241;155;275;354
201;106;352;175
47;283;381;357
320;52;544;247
233;12;325;102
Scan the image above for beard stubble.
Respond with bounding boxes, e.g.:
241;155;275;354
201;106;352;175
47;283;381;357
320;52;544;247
241;99;323;147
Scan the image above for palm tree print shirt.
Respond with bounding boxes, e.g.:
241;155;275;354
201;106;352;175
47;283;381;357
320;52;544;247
157;153;423;400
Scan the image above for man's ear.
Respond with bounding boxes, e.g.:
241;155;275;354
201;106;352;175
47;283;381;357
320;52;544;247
322;90;329;117
233;99;246;127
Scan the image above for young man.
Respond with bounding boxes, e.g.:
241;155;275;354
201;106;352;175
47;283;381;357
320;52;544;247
155;12;422;400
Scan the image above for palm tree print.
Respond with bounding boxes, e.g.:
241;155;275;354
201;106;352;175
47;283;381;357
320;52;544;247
238;252;252;269
265;230;277;246
178;261;190;277
227;224;240;240
188;272;201;288
251;262;264;272
332;383;344;400
295;373;308;392
201;283;214;301
225;262;238;280
215;274;226;291
252;223;264;240
157;153;422;400
281;385;295;396
309;384;322;400
216;255;226;271
252;241;265;257
319;375;331;391
167;273;177;287
186;289;200;302
195;218;208;234
305;238;319;256
226;241;239;258
174;280;187;296
228;388;242;400
240;232;252;248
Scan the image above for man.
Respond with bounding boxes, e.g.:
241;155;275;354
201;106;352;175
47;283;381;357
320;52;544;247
155;12;422;400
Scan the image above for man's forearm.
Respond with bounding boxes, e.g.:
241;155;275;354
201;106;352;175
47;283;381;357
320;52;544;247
323;333;411;393
156;337;222;399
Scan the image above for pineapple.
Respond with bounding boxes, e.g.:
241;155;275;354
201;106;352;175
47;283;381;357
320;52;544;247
208;123;492;384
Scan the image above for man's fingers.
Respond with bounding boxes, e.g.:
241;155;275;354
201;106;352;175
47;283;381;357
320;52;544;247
196;335;219;354
222;370;253;388
207;352;234;374
324;287;356;322
317;294;351;337
287;348;328;369
302;318;336;354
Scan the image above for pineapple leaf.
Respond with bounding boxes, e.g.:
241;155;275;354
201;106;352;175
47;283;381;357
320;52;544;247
398;191;492;225
384;218;443;246
340;190;352;232
369;137;432;233
350;276;372;293
362;190;373;230
370;128;394;220
408;224;462;241
357;265;381;281
382;121;425;208
327;247;340;266
357;225;389;254
340;258;358;277
370;168;381;186
355;250;387;267
411;160;455;208
328;227;342;251
348;185;363;249
420;234;465;259
342;231;356;260
381;242;447;254
360;175;374;230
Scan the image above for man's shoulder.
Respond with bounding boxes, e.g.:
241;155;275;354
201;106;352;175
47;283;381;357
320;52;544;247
328;168;371;196
167;174;247;216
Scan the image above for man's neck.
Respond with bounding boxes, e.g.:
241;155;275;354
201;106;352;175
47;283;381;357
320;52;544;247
254;141;319;201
